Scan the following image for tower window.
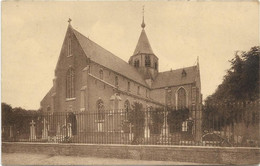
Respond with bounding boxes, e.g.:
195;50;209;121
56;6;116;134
182;69;187;77
66;68;75;98
145;55;151;67
134;60;140;68
155;62;158;70
177;88;187;109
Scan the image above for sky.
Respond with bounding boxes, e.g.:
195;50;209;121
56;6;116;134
2;1;259;110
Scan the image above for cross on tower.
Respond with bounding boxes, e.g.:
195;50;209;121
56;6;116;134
141;6;146;29
142;5;145;16
68;18;72;24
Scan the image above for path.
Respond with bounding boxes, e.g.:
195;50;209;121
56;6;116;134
2;153;207;165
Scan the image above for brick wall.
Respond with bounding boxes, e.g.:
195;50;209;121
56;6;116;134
2;142;259;165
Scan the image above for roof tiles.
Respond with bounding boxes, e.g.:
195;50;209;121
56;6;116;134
72;28;148;87
133;29;154;55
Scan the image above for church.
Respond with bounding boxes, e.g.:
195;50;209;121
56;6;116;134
40;16;202;141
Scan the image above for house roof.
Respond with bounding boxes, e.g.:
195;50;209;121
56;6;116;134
133;29;154;56
152;66;197;89
71;27;148;87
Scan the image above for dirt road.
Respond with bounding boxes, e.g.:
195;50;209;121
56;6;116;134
2;153;205;165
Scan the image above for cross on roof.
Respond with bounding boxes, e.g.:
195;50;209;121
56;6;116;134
68;18;72;24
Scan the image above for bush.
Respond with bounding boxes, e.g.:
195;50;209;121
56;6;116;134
127;102;145;144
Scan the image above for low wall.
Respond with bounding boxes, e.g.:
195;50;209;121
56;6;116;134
2;142;260;164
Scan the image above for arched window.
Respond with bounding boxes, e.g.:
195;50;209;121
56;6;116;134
96;99;104;121
115;76;119;87
177;88;187;109
145;55;151;67
47;106;51;112
99;69;103;80
66;68;75;98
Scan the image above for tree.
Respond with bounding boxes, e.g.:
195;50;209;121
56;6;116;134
2;102;40;140
150;107;164;134
2;103;13;126
127;102;145;144
205;46;259;103
167;107;189;133
203;46;259;139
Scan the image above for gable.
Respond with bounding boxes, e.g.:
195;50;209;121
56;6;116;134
54;25;88;74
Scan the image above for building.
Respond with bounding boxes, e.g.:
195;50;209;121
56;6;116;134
40;17;202;141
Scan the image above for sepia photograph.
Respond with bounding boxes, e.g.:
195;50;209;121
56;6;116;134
1;1;259;165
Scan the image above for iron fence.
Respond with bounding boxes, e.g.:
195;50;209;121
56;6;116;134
202;101;259;147
2;101;259;147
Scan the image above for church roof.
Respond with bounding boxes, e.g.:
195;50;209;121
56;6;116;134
152;66;197;89
133;29;154;55
72;27;148;87
40;86;53;106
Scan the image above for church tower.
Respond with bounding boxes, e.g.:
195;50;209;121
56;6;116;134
129;7;158;87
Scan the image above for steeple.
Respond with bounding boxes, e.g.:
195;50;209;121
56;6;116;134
129;7;159;84
133;29;154;55
133;6;154;56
